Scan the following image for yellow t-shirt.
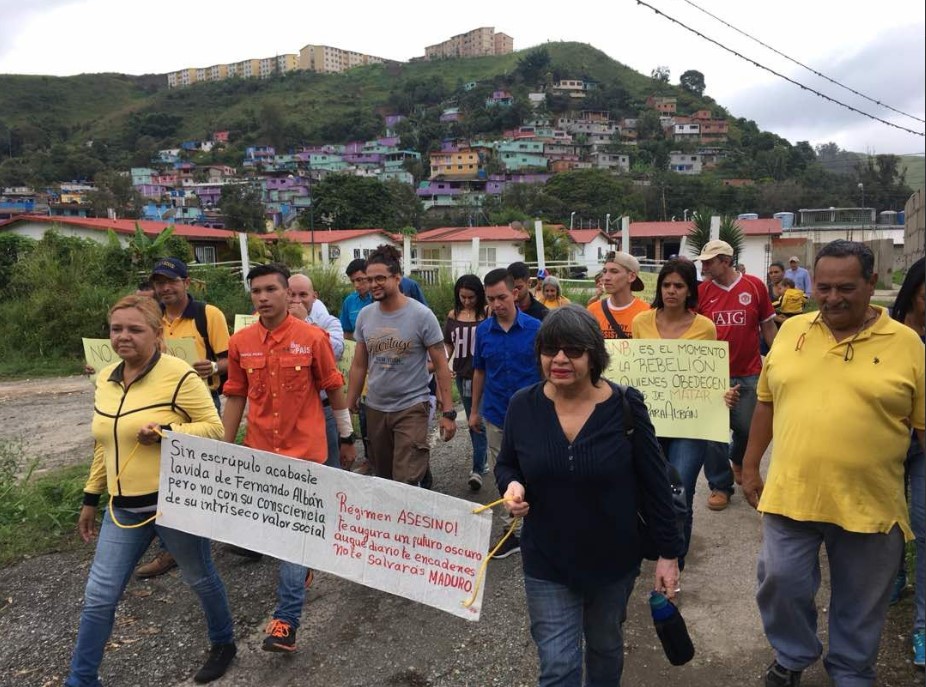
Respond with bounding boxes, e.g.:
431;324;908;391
161;301;230;391
757;308;925;539
631;310;717;341
539;295;571;310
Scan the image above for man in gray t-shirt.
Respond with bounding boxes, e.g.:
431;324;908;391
346;246;456;486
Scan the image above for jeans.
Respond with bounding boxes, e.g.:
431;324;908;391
66;508;233;687
757;514;903;686
323;402;340;469
908;438;925;632
274;561;308;629
456;377;487;474
210;390;222;415
704;374;758;494
524;569;639;687
660;438;706;562
359;399;372;464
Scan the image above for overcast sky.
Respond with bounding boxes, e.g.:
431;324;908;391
1;0;923;155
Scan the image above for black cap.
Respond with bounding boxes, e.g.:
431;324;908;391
150;257;188;280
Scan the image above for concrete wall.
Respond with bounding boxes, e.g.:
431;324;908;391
904;187;925;270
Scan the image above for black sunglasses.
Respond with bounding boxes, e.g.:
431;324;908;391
539;345;588;359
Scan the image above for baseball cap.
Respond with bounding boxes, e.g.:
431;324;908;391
788;255;800;263
696;240;734;261
150;257;189;280
605;251;645;292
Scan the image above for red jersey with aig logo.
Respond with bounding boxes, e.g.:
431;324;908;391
697;274;775;377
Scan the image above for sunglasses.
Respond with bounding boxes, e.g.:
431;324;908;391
539;345;588;359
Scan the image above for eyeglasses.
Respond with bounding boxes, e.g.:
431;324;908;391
539;345;588;359
363;275;391;285
795;309;875;362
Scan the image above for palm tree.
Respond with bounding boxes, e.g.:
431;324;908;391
686;211;745;262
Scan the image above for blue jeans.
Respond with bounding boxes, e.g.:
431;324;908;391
907;438;925;632
661;438;706;562
323;402;340;469
456;377;487;474
704;374;758;494
275;561;308;628
524;569;639;687
757;514;903;686
66;508;233;687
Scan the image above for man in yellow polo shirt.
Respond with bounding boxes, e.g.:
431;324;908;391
741;240;925;687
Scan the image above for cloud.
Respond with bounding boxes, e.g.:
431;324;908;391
0;0;85;61
725;23;926;152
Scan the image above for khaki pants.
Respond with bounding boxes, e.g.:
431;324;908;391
365;402;430;485
486;421;520;535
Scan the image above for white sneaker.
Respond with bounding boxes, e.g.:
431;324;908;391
467;471;483;491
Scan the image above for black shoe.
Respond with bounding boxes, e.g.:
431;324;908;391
491;535;521;560
262;619;297;652
765;661;802;687
420;467;433;490
224;544;263;560
193;642;236;683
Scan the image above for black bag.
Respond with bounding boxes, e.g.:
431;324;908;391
191;300;228;394
600;302;631;340
614;384;687;561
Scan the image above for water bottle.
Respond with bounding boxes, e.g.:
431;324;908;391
649;591;695;666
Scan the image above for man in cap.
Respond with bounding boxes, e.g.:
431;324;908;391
696;240;777;511
741;239;925;687
785;256;812;296
137;257;231;578
587;251;650;339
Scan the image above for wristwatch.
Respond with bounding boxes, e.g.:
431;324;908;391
441;410;458;421
338;433;357;446
210;360;219;375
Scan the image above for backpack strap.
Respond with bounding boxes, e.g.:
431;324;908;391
600;301;630;340
614;383;635;437
190;299;216;361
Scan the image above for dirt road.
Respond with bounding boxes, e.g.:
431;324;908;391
0;377;918;686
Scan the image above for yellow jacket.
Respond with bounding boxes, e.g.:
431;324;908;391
84;351;223;508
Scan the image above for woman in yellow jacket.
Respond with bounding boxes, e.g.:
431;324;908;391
66;295;235;687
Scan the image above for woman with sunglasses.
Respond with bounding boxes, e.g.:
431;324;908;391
67;295;235;686
496;305;683;686
631;258;734;567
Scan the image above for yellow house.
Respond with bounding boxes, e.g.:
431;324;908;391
429;151;483;179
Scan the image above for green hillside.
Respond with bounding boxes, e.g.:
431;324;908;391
900;154;925;191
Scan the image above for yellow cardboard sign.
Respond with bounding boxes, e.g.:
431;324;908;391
604;339;730;442
82;337;201;382
338;339;356;394
234;314;258;333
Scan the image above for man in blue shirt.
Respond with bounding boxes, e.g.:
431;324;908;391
470;268;542;558
785;256;812;296
340;258;374;339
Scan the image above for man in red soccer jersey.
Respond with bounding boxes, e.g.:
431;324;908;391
696;240;777;511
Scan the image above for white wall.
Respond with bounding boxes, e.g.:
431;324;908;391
4;222;122;246
319;234;399;273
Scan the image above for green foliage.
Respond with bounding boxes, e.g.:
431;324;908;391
187;265;252;318
125;222;177;269
310;174;422;230
686;211;745;261
419;272;457;325
679;70;706;97
85;170;144;219
0;234;35;292
220;184;266;232
0;438;90;565
523;224;573;264
301;264;353;317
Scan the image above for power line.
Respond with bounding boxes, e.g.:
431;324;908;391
635;0;925;138
679;0;926;125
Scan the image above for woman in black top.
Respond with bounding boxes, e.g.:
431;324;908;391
443;274;488;491
496;305;682;686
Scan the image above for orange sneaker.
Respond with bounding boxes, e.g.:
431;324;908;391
262;619;297;652
707;490;731;511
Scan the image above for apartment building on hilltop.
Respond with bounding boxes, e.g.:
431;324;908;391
424;27;513;60
167;44;387;88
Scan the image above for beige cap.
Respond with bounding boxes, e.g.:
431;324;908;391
604;251;645;291
788;255;800;263
696;240;734;261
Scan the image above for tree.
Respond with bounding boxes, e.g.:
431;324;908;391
679;70;705;97
523;223;573;265
310;174;392;229
651;66;671;84
384;179;423;231
686;212;745;261
85;170;144;219
219;184;266;232
516;47;551;84
123;223;176;270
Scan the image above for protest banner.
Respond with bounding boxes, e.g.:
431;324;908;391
83;337;200;380
604;339;730;442
234;314;258;333
338;339;356;394
157;433;493;620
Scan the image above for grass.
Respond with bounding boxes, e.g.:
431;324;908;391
0;439;90;567
0;354;86;380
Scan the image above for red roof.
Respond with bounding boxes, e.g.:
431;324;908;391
628;218;782;238
415;226;530;242
263;229;399;244
566;229;611;244
0;214;236;240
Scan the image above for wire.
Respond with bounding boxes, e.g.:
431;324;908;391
678;0;926;125
635;0;925;139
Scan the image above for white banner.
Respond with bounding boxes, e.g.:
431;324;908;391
157;433;492;620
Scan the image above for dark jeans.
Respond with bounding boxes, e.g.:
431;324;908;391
456;376;487;474
704;374;758;495
660;437;706;563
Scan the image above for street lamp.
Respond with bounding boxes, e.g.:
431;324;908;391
569;211;576;230
683;208;689;222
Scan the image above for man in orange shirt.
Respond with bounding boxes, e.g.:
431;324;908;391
587;251;650;338
222;263;356;655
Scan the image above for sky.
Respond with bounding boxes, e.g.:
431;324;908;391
1;0;924;156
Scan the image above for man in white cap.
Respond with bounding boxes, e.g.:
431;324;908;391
587;251;650;339
785;256;812;296
696;240;777;511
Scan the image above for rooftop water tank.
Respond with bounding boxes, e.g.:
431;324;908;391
878;210;897;225
773;211;795;229
737;212;759;220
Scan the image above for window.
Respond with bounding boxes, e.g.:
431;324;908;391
478;246;497;267
194;245;216;264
